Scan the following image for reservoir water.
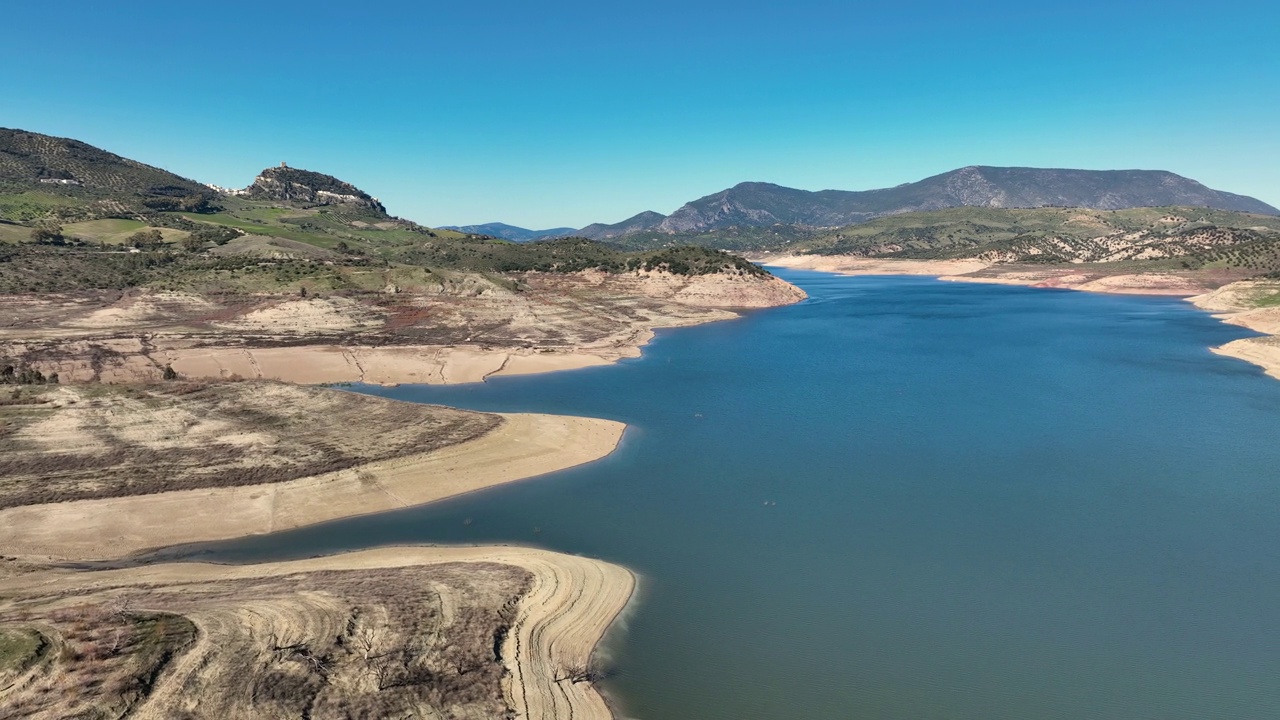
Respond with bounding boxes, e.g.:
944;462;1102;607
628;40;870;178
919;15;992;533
181;270;1280;719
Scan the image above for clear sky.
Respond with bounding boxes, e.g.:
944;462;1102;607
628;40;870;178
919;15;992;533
4;0;1277;228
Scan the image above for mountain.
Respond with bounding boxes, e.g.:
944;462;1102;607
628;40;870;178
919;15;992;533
0;127;213;216
440;222;576;242
793;205;1280;264
576;210;666;240
240;164;387;215
577;167;1280;238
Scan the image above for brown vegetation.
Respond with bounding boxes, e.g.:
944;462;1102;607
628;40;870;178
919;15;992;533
0;381;500;509
0;561;531;719
0;268;805;385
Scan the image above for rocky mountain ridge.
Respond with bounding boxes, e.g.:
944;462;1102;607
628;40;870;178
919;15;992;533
576;166;1279;239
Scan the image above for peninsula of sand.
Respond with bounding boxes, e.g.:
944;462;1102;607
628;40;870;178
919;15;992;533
0;263;806;718
0;382;634;720
764;255;1280;381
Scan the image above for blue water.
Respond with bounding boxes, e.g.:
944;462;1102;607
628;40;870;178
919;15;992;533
181;270;1280;719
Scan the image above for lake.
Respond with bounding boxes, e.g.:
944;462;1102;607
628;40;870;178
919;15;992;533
180;270;1280;719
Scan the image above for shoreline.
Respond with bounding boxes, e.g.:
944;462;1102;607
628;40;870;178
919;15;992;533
0;411;625;562
763;255;1280;381
161;312;737;387
2;546;635;720
1;409;632;719
9;312;753;387
5;271;808;387
0;275;810;718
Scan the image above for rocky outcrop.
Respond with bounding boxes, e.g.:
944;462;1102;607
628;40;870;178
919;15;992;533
242;165;387;214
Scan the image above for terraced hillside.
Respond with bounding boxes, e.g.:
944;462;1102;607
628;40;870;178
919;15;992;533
791;206;1280;274
0;128;213;220
610;206;1280;276
0;559;530;719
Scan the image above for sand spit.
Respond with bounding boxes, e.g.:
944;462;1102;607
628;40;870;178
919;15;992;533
1189;281;1280;380
0;271;806;717
1;386;630;718
1208;336;1280;380
0;412;625;561
765;255;1280;380
0;546;634;720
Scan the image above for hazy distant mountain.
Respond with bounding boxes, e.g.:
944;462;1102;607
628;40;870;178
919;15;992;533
577;167;1279;238
241;164;387;214
575;211;666;240
441;222;576;242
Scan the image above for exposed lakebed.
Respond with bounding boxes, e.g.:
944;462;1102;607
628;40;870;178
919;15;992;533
180;270;1280;719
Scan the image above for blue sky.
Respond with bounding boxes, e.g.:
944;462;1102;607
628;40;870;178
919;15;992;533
4;0;1277;228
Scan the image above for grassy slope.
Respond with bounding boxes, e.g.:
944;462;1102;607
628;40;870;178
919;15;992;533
796;206;1280;252
0;192;768;293
795;206;1280;275
605;224;824;253
607;206;1280;276
0;382;500;508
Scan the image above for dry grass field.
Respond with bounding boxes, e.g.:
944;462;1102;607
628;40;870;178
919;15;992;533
0;269;805;385
0;381;500;508
0;561;531;719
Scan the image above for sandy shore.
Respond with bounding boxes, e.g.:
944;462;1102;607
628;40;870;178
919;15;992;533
162;344;619;386
763;255;1210;294
763;255;995;278
2;546;635;720
2;409;631;717
1188;281;1280;380
0;270;808;717
765;254;1280;380
3;269;807;386
0;412;625;561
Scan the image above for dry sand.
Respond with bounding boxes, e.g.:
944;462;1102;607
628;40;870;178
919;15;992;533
1;268;806;386
763;255;1208;294
0;412;624;561
1;408;630;718
762;255;995;277
0;269;806;717
159;344;618;386
765;254;1280;381
1;546;635;720
0;381;501;509
1189;281;1280;380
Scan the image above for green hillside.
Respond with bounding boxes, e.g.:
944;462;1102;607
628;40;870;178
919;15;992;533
787;206;1280;273
608;206;1280;275
0;129;773;294
0;128;213;219
0;191;763;294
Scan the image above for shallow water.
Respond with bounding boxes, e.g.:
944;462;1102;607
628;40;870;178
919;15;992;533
182;270;1280;719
